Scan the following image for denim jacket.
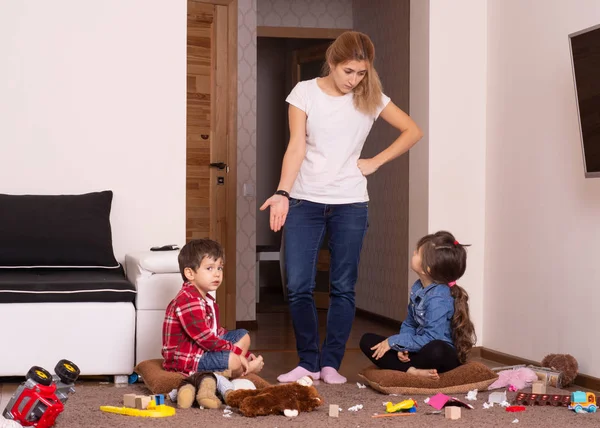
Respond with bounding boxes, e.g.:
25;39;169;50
387;280;455;353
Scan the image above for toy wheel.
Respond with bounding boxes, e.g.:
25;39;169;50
588;405;597;413
26;366;52;386
574;404;583;413
55;359;80;384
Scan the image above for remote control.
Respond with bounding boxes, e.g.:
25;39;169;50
150;245;180;251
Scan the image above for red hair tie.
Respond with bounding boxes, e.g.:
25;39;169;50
453;240;459;246
448;281;456;287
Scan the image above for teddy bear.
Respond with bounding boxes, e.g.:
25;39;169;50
176;372;323;417
223;379;323;417
541;353;579;387
176;371;222;409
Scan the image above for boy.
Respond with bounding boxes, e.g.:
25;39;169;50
162;239;264;377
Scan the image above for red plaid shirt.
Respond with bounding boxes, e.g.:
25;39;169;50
161;282;243;375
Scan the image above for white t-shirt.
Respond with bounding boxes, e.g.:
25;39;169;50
204;296;218;335
286;78;390;204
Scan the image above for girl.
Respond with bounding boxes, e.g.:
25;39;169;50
260;31;423;384
360;231;476;379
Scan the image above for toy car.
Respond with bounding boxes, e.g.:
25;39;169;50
568;391;597;413
2;359;80;428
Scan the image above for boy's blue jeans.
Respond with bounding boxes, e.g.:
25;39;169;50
284;198;368;372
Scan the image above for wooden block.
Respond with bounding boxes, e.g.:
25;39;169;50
445;406;461;420
135;396;151;410
123;393;137;408
532;381;546;394
329;404;339;417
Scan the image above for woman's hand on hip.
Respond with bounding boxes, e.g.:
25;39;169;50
357;158;380;176
259;195;289;232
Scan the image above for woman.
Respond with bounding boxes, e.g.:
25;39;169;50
260;31;423;384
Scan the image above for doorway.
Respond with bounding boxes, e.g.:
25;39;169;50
185;0;237;329
256;30;344;315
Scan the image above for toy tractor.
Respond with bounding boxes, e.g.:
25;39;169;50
2;359;80;428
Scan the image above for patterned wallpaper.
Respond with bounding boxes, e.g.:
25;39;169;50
257;0;352;28
236;0;257;321
235;0;353;321
352;0;410;322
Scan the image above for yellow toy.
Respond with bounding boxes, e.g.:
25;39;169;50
100;399;176;418
385;399;417;413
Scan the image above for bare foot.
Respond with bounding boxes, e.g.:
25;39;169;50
407;367;439;380
245;355;264;375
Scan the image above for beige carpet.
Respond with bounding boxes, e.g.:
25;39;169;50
53;381;600;427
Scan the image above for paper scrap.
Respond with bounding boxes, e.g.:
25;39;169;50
465;389;478;401
348;404;364;412
488;391;507;404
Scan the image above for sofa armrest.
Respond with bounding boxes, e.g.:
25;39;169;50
125;250;181;287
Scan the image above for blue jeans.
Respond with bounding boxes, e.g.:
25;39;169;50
195;329;249;372
284;198;368;372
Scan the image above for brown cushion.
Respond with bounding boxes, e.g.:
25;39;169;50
134;359;185;394
358;361;499;395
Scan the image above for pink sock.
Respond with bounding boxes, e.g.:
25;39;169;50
277;366;320;383
321;367;347;384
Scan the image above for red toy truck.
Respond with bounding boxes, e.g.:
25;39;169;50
2;360;80;428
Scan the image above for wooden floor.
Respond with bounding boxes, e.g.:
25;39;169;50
249;309;499;384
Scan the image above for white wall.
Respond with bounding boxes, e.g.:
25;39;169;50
0;0;187;262
427;0;487;345
485;0;600;377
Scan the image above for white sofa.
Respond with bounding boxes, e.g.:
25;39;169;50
0;191;136;379
125;250;183;365
0;302;135;378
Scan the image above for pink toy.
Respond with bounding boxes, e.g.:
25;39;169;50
427;393;474;410
488;367;538;391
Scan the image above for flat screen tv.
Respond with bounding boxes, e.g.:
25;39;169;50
569;23;600;178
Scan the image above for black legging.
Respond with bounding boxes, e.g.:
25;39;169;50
360;332;460;373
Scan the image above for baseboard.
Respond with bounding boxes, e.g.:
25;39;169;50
470;346;482;358
236;320;258;331
355;308;401;330
481;347;600;391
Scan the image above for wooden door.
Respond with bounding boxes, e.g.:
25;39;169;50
186;0;237;329
291;43;332;310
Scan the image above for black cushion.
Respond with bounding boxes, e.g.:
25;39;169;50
0;266;136;303
0;191;119;267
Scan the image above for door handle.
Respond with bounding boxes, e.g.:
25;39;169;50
209;162;229;172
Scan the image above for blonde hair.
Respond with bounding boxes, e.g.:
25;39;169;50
323;31;383;116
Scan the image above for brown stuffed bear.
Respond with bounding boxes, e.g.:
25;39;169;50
224;379;323;417
541;354;579;387
177;372;222;409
